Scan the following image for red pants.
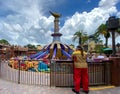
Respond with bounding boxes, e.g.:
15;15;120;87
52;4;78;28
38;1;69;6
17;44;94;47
73;68;89;92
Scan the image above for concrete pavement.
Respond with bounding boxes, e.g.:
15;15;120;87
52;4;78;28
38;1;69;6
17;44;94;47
0;78;120;94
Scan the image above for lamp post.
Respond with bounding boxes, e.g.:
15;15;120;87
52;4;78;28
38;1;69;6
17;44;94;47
106;16;119;56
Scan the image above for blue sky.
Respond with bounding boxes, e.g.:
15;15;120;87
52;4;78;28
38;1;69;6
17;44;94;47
48;0;99;16
45;0;99;26
0;0;120;46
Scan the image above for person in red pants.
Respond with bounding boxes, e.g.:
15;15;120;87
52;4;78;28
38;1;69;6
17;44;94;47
72;45;89;94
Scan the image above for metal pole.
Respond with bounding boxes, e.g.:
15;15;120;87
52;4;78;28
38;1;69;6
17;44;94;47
111;31;116;56
18;60;20;84
0;54;1;77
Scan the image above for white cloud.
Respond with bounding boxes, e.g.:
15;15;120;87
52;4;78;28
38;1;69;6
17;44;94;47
60;0;120;45
0;0;56;46
99;0;120;8
0;0;120;46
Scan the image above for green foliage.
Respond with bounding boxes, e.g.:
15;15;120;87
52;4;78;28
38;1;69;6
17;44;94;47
73;30;89;45
94;24;110;47
89;34;102;44
69;44;74;47
95;44;104;53
116;28;120;35
0;39;10;45
24;44;37;49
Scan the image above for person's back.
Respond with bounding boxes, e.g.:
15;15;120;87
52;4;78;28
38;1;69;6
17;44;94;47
72;45;89;94
72;50;88;68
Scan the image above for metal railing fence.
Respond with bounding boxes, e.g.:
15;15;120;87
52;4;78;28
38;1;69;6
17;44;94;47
0;59;50;86
50;60;112;87
0;59;112;87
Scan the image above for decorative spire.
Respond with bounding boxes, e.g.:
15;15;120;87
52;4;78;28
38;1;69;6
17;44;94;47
50;11;62;42
49;11;61;18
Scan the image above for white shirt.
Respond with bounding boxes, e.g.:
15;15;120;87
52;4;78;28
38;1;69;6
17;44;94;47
97;55;104;59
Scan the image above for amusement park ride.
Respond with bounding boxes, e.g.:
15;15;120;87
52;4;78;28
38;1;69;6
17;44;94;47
1;13;120;87
30;11;73;60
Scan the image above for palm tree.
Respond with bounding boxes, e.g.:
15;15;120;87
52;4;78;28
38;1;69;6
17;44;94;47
73;30;89;46
95;24;110;47
89;34;102;44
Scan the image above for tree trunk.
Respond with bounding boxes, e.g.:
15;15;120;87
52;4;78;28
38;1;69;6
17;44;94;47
105;37;108;48
79;37;81;46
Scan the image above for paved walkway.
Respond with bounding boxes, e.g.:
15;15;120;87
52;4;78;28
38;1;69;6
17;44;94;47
0;79;120;94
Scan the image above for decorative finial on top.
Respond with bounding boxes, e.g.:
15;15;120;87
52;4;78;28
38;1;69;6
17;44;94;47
49;11;61;18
